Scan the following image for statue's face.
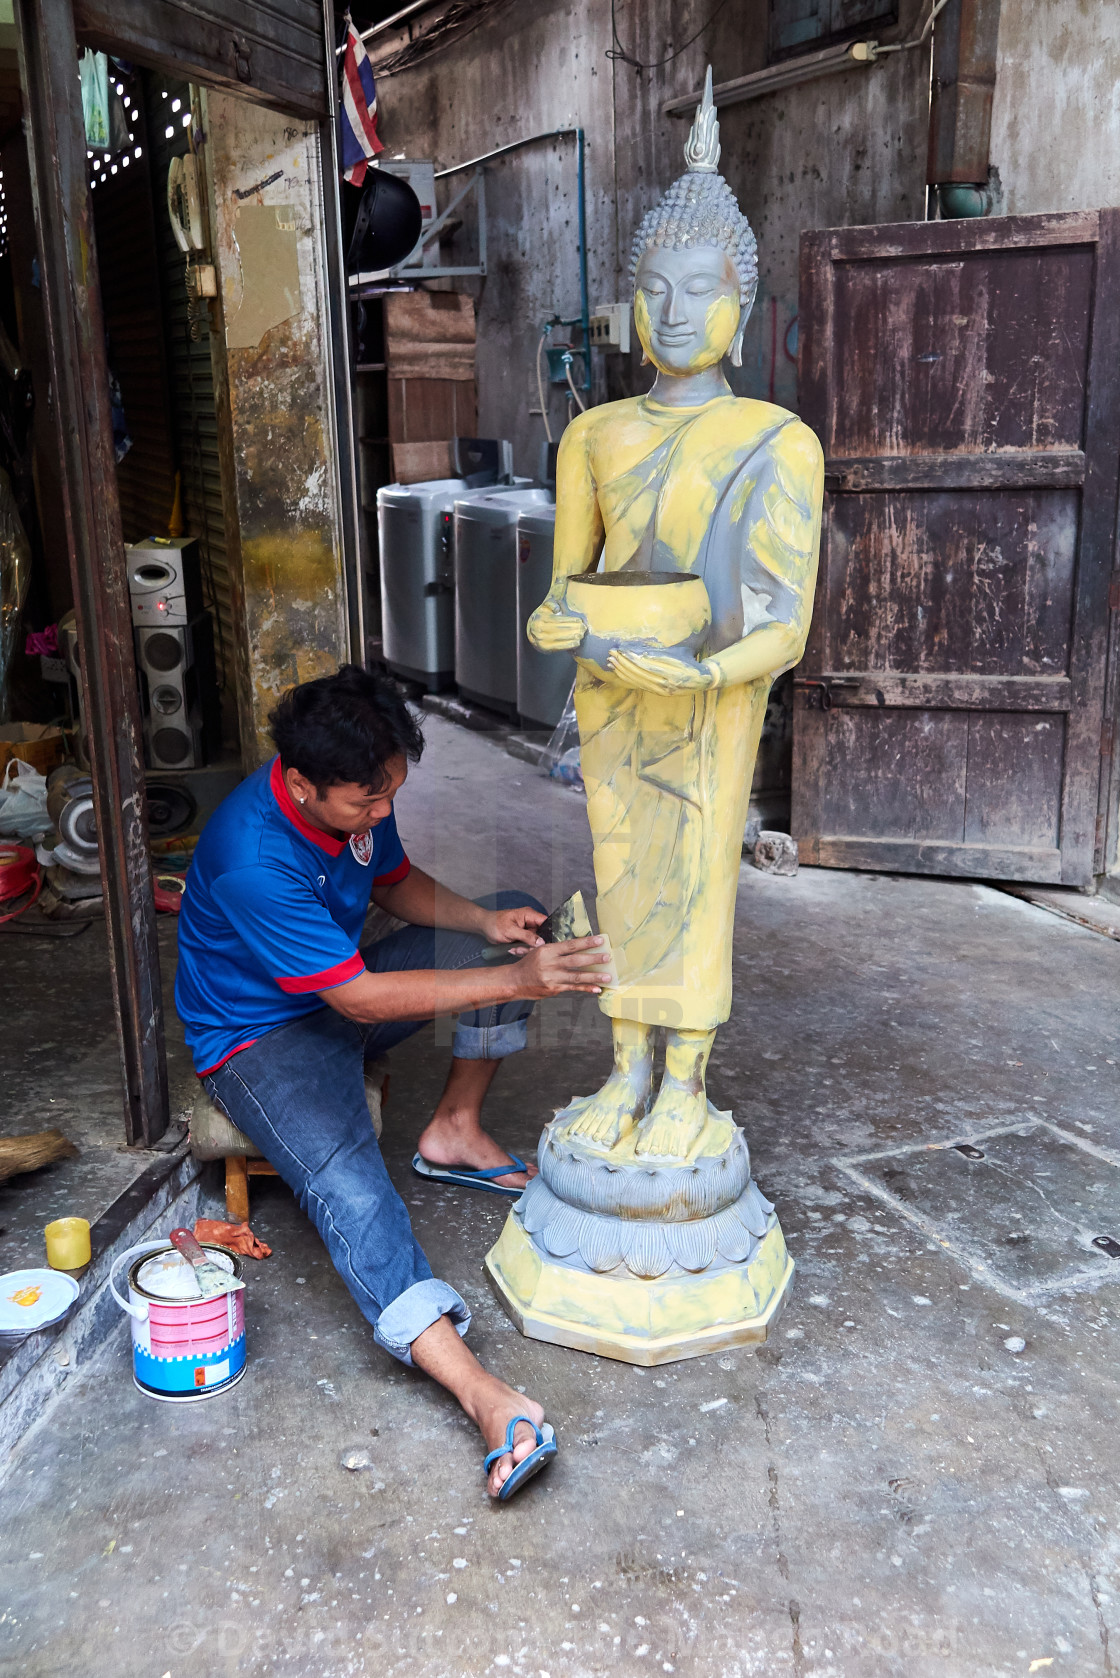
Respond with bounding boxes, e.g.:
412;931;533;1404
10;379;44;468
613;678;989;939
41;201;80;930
634;245;741;376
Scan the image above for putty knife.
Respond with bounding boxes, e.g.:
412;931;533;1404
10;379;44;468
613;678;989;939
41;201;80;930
168;1227;246;1299
479;890;617;986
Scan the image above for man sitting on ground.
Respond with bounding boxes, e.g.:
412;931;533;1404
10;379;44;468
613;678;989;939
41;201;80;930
174;665;608;1498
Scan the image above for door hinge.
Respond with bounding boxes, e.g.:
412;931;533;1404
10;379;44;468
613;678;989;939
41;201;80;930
1109;576;1120;611
1102;722;1114;761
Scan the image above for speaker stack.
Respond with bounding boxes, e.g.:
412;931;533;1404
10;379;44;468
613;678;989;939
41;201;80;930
126;537;218;770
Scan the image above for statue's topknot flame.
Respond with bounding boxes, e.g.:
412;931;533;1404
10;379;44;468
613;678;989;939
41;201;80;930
630;64;758;320
683;66;721;173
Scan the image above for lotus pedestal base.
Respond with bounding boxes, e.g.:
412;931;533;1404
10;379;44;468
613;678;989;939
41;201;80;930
483;1115;794;1367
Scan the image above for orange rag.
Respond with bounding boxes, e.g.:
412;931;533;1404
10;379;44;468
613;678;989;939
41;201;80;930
193;1218;272;1260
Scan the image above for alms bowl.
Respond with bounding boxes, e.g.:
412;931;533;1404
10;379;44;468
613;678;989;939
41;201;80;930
565;570;711;683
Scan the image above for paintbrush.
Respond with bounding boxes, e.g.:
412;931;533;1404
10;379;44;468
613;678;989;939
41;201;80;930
168;1228;246;1299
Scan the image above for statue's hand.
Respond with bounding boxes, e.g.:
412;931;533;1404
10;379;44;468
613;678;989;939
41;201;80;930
607;648;721;694
527;597;584;652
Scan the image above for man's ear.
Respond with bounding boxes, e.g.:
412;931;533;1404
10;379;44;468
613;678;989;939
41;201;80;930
286;765;314;805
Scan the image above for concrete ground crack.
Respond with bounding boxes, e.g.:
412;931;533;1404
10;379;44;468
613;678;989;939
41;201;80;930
1089;1571;1114;1675
789;1596;805;1678
756;1396;792;1587
1036;1443;1114;1674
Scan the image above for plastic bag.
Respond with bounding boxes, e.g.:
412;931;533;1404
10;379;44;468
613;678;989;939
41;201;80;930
539;683;583;789
0;759;51;841
79;50;110;149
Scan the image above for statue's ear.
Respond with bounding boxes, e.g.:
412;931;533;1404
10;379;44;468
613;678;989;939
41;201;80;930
729;320;746;368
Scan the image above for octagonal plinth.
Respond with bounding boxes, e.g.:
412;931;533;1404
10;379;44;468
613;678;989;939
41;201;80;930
484;1208;793;1367
485;1114;794;1365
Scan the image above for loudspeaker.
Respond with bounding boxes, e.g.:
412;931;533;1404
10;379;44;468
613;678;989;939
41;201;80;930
134;612;218;770
126;537;203;627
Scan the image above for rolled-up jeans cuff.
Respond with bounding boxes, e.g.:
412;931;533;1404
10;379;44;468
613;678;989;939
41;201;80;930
373;1279;471;1366
452;1017;528;1060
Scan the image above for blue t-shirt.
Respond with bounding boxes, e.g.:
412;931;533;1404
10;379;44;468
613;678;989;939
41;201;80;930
175;757;410;1074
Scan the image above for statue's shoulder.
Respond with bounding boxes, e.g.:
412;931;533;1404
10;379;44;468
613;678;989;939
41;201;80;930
725;399;821;457
557;397;641;457
729;402;824;505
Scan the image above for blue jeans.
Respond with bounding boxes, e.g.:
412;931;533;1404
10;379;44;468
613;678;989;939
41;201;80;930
203;891;543;1365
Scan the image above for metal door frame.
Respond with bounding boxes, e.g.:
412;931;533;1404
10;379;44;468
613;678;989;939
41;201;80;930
14;0;169;1144
13;0;361;1143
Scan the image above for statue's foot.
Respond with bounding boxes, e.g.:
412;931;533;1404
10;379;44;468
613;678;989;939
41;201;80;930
635;1084;709;1160
560;1070;649;1150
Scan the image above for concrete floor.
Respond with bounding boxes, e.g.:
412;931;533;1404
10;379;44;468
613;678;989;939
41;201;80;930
3;715;1120;1677
0;911;194;1272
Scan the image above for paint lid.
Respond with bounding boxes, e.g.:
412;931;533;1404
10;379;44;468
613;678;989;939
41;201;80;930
0;1268;80;1335
136;1246;235;1300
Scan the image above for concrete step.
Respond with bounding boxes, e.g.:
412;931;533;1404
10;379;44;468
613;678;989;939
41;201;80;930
0;1142;204;1465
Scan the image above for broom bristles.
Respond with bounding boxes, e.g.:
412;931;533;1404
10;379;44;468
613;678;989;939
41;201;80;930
0;1129;80;1183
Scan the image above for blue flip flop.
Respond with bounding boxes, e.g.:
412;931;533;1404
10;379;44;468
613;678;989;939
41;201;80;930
483;1415;557;1501
411;1152;529;1199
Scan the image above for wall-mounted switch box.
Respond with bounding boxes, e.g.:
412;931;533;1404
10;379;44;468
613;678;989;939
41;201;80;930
587;304;631;354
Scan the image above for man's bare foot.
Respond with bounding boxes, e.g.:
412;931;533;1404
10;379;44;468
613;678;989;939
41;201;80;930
561;1066;651;1150
417;1111;537;1191
409;1317;552;1501
465;1374;547;1498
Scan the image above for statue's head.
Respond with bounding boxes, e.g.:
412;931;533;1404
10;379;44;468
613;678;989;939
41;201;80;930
630;68;758;375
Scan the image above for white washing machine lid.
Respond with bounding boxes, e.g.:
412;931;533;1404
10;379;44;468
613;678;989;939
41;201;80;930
517;504;557;533
454;489;554;526
377;478;469;509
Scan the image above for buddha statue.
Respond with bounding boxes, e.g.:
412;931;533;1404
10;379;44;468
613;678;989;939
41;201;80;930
486;71;823;1363
527;68;824;1163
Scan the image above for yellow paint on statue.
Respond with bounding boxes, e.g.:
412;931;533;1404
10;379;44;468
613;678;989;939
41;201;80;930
528;255;823;1155
487;67;822;1362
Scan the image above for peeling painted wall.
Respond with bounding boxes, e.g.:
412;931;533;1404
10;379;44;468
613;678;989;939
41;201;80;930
370;0;930;474
990;0;1120;216
204;91;349;766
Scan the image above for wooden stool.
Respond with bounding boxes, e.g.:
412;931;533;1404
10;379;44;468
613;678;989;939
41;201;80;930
189;1063;389;1223
222;1154;276;1224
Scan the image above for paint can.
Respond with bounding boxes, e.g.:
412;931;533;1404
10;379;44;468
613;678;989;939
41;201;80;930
110;1239;247;1402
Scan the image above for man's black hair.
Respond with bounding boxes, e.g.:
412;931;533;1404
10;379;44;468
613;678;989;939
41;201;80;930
269;664;424;795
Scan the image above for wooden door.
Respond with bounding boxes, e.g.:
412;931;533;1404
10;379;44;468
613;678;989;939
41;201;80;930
794;211;1120;886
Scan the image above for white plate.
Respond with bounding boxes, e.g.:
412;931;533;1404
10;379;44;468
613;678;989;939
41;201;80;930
0;1268;80;1334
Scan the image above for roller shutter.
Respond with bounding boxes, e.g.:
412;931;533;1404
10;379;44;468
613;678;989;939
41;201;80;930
73;0;328;120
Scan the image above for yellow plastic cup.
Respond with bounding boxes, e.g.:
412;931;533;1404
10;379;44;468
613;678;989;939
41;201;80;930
45;1217;91;1271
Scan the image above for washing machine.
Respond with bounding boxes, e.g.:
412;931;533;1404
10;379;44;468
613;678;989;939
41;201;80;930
515;504;572;730
376;480;497;689
453;489;553;716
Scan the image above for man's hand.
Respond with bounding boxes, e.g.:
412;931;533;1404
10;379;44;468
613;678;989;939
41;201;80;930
511;935;612;998
607;648;721;694
479;903;547;949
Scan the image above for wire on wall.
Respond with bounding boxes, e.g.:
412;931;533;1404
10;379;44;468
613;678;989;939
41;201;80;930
607;0;737;72
535;333;554;445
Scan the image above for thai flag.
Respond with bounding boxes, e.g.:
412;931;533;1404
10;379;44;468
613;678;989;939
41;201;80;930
339;16;383;187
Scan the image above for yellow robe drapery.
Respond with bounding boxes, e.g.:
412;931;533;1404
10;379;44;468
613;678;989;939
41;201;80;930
553;393;823;1031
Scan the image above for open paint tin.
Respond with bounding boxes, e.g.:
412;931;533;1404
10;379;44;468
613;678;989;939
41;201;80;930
110;1239;246;1403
